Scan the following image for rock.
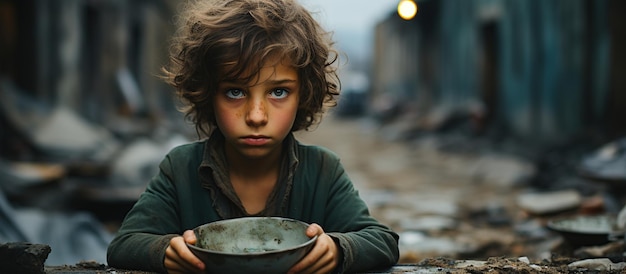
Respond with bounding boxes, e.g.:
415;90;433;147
0;242;51;274
517;256;542;270
470;153;536;187
573;241;625;258
31;107;120;161
568;258;626;271
467;201;512;226
579;194;606;215
517;189;582;215
579;138;626;181
398;231;474;256
399;215;457;231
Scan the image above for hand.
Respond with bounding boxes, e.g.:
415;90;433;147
287;223;339;274
164;230;206;274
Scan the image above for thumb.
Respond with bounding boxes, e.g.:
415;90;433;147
183;230;197;244
306;223;324;237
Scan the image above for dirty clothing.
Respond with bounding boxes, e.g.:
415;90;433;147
107;132;399;273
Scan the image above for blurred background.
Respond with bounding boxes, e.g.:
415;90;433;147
1;0;625;268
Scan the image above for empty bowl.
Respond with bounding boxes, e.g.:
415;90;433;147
547;214;617;247
187;217;317;273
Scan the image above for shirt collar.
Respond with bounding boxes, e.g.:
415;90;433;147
198;130;299;218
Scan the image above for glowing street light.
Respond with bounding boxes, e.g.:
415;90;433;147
397;0;418;20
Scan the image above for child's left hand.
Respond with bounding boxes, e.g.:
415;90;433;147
287;223;339;274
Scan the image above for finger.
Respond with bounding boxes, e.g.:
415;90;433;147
288;251;321;274
297;234;338;274
169;237;206;271
293;250;332;274
298;253;336;274
299;259;331;274
164;245;199;273
289;235;327;274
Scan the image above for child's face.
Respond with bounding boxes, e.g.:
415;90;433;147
214;57;299;161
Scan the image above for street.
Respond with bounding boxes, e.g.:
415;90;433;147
295;114;541;262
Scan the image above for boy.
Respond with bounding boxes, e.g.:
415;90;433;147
106;0;400;273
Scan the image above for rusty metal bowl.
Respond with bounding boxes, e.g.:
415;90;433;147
187;217;317;274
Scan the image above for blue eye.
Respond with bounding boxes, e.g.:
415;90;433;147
270;88;289;99
225;89;245;99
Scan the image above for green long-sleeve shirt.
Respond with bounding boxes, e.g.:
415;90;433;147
107;133;399;273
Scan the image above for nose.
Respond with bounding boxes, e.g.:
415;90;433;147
245;98;268;127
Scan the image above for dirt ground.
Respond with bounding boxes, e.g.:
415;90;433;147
294;114;625;271
296;115;529;259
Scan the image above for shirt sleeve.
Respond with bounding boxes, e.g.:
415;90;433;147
317;149;400;273
106;154;183;273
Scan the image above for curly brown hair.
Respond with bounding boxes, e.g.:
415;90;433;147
162;0;340;137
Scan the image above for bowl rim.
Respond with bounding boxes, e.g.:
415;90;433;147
187;217;318;256
546;214;616;235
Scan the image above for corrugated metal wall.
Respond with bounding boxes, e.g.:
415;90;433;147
498;0;609;140
372;0;617;142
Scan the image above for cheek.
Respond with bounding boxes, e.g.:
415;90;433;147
214;105;240;127
276;105;299;128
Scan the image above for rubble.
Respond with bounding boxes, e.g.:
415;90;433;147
517;189;582;215
297;117;626;270
0;242;51;274
579;138;626;183
568;258;626;271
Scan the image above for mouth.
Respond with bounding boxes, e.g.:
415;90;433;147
241;135;271;146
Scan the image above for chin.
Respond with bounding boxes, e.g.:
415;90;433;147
240;148;274;159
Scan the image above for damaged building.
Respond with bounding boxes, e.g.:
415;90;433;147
0;0;191;266
371;0;626;143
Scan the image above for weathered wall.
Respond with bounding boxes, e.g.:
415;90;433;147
0;0;177;124
372;0;621;143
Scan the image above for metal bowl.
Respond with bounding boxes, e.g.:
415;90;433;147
187;217;317;274
547;214;616;247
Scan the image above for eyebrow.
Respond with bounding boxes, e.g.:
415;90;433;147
265;79;298;85
221;79;298;86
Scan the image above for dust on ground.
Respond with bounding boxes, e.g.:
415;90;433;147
296;116;527;257
295;114;623;265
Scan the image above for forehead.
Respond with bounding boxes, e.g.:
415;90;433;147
220;54;298;83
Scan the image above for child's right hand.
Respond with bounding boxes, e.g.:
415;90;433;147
164;230;206;274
